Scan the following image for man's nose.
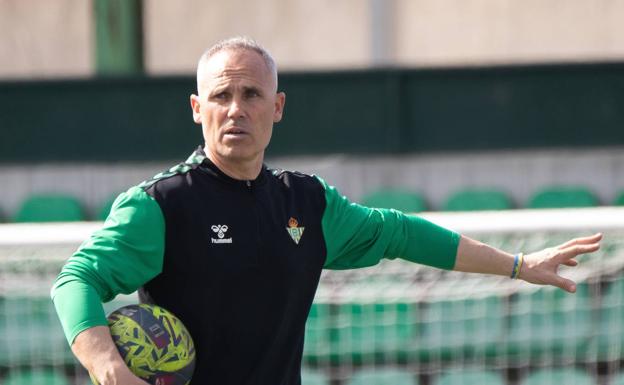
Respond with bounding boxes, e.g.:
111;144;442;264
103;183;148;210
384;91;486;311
227;98;244;119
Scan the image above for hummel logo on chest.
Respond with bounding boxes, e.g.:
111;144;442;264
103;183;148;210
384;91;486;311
211;224;232;244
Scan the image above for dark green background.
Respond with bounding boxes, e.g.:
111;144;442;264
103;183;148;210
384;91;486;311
1;62;623;163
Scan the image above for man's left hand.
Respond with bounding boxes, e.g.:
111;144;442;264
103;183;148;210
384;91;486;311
520;233;602;292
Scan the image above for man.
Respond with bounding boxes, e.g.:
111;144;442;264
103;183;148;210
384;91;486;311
52;37;602;385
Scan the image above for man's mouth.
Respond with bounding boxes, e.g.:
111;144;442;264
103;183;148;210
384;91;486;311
224;127;248;136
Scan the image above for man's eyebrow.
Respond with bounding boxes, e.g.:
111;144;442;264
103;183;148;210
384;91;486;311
208;85;228;95
243;85;262;93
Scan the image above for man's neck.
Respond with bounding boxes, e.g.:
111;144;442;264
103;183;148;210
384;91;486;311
204;147;263;181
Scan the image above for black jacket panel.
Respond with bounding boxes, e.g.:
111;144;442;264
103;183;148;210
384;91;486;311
140;157;327;385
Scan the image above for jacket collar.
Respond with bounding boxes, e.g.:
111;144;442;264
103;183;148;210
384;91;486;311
191;146;268;188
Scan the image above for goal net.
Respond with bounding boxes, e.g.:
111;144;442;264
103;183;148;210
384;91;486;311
1;207;623;385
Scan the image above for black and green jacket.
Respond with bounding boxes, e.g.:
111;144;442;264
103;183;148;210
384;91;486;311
52;147;460;385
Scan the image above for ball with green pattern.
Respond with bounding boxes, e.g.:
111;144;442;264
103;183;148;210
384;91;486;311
91;304;196;385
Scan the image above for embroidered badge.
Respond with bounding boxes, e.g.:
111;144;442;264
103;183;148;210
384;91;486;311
286;217;305;245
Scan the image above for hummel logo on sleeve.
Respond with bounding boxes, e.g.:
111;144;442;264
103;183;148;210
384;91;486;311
211;224;233;244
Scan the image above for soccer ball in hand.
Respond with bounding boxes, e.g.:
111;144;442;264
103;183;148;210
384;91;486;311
91;304;195;385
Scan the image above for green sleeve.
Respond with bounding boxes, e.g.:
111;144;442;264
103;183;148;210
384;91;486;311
51;186;165;344
317;177;460;270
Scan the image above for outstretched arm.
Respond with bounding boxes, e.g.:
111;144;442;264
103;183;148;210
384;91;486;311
453;233;602;292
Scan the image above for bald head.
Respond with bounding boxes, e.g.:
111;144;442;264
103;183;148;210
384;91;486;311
197;37;278;94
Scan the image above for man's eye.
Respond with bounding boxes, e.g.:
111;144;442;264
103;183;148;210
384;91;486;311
245;90;260;98
210;91;229;100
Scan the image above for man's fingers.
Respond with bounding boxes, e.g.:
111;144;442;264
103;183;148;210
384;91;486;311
554;276;577;293
558;242;600;260
562;259;578;267
557;233;603;250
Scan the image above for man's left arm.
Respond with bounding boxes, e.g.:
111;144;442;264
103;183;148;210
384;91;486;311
317;177;602;291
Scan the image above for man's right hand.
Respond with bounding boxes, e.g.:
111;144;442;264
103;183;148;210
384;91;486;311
92;363;150;385
72;326;150;385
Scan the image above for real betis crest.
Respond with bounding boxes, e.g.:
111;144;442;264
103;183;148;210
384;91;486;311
286;217;305;245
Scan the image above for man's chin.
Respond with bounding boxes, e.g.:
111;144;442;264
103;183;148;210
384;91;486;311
215;148;263;164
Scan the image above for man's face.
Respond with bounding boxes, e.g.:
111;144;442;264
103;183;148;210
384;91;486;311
191;49;285;168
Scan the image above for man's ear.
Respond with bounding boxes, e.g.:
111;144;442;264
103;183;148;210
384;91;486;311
273;92;286;123
190;94;202;124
